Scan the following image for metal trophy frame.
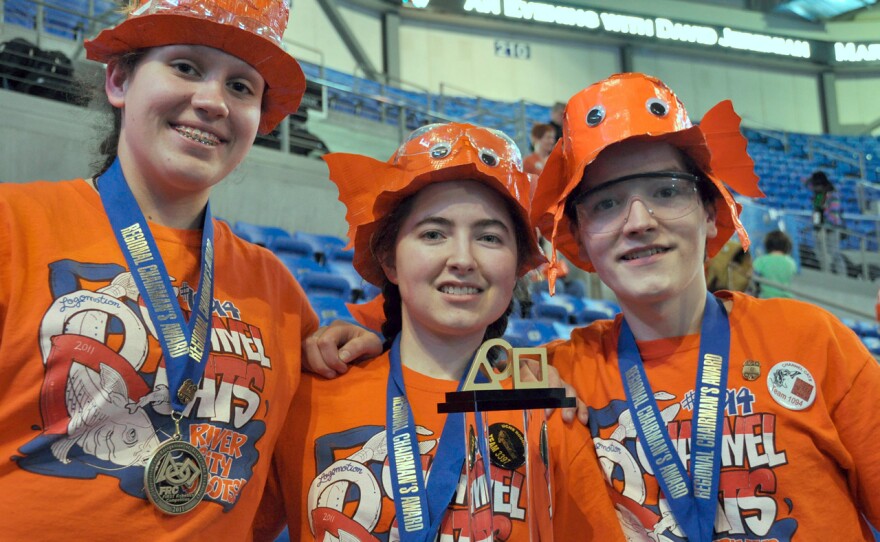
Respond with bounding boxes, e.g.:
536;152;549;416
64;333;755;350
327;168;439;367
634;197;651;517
438;338;574;540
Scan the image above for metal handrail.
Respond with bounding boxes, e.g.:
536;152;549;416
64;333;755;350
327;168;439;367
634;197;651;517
751;127;789;152
284;39;327;79
750;274;875;321
806;137;866;178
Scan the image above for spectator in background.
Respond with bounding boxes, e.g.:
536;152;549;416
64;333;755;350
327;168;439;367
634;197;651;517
549;101;565;141
524;122;556;175
752;230;797;298
806;170;845;273
806;170;837;227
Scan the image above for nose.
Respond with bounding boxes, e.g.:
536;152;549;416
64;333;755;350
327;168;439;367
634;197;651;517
447;236;477;273
191;79;229;119
620;197;657;234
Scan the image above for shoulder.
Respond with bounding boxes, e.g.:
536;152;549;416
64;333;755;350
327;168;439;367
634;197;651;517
298;353;390;398
0;178;87;202
726;291;836;324
724;291;868;361
548;318;617;371
0;179;94;227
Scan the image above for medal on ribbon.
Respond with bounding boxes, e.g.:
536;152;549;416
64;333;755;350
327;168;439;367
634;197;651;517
617;292;730;542
386;335;492;541
97;159;216;514
144;412;210;514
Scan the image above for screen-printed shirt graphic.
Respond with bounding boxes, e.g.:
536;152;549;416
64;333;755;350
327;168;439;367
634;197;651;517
307;420;535;542
14;259;271;511
589;385;796;542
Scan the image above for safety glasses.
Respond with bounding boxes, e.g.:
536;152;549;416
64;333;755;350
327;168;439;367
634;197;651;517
571;171;702;234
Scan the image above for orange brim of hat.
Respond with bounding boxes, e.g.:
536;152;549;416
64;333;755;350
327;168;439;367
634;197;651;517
534;99;763;275
325;152;547;288
85;14;305;134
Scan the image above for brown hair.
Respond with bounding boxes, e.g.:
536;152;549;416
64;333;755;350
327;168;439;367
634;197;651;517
91;50;148;177
530;123;554;141
764;230;792;254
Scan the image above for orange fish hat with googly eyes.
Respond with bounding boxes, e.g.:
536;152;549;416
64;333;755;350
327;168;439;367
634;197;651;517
531;72;764;294
84;0;305;134
325;122;547;330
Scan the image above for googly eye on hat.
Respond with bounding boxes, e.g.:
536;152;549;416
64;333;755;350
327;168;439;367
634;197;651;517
531;72;765;293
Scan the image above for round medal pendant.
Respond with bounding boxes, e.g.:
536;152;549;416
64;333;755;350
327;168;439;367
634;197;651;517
145;439;209;514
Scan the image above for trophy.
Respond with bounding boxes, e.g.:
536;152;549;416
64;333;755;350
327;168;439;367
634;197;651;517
439;338;574;540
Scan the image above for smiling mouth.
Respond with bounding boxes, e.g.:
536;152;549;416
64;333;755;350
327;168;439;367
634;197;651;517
439;285;482;295
621;247;669;261
173;124;221;146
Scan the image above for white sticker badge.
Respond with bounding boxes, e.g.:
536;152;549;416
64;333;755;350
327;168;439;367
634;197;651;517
767;361;816;410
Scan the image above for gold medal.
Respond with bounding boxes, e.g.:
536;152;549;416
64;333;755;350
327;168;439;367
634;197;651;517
145;439;209;514
144;412;208;514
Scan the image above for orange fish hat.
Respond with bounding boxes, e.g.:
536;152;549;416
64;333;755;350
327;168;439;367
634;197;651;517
326;122;547;329
532;72;764;293
85;0;305;134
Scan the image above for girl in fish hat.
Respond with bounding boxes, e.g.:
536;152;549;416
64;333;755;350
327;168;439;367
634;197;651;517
255;122;625;541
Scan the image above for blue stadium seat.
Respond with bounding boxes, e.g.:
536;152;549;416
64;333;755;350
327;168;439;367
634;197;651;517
552;322;577;341
309;294;359;326
234;221;291;247
4;0;37;28
325;260;367;299
277;254;323;279
529;302;570;323
325;246;355;263
270;237;315;260
854;321;880;339
563;279;587;298
361;282;381;301
294;231;348;262
298;271;352;300
531;291;585;315
503;319;560;347
573;308;613;325
860;336;880;356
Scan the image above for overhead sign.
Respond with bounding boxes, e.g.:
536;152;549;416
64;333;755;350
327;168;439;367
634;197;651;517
460;0;812;59
834;42;880;62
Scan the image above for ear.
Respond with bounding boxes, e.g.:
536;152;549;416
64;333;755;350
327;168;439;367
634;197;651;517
704;199;719;240
380;258;398;285
105;60;129;109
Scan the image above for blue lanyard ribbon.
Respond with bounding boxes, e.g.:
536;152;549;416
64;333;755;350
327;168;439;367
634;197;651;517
617;292;729;542
97;158;215;414
386;335;490;542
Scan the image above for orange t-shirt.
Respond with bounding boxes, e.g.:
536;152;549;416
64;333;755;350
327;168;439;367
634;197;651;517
255;351;624;541
0;179;318;540
523;153;547;176
548;291;880;541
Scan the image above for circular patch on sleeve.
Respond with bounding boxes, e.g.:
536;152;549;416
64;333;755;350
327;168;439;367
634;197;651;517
487;423;526;470
766;361;816;410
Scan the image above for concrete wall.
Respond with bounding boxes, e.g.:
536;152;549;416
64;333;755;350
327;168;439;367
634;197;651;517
0;89;352;238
